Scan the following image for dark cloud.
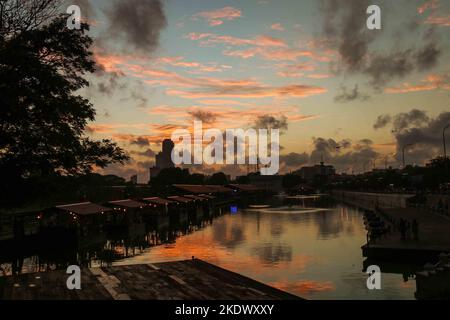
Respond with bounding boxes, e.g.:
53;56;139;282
373;114;391;129
97;72;126;95
136;160;155;169
254;115;288;132
363;49;415;88
130;136;151;147
131;91;148;109
334;84;370;103
131;148;156;157
415;42;441;70
320;0;375;72
106;0;167;53
391;110;448;165
319;0;442;89
188;110;217;124
392;109;430;132
309;137;379;172
280;152;309;168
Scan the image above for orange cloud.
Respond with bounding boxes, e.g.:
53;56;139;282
87;123;150;134
198;99;251;106
385;74;450;93
147;104;317;130
271;23;285;31
94;52;128;73
224;47;330;62
417;0;438;14
307;73;333;79
276;63;316;78
425;15;450;26
155;56;231;73
193;6;242;26
186;33;287;47
166;84;326;99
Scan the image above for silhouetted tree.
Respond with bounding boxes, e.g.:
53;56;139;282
235;175;250;184
151;168;191;188
0;4;128;206
190;173;205;185
282;173;302;189
207;172;228;185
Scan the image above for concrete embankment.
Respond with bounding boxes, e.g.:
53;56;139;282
331;190;415;210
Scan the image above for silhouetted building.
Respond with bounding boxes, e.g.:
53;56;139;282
248;175;283;192
295;162;336;181
130;174;138;184
150;139;175;180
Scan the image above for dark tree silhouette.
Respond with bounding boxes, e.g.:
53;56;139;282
207;172;228;185
0;0;62;39
0;5;128;205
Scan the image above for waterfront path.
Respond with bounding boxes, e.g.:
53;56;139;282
0;259;300;300
363;208;450;259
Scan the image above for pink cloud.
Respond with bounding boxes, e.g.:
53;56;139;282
271;23;285;31
147;104;317;129
385;74;450;93
186;33;287;47
224;47;330;62
166;84;326;99
193;7;242;26
425;15;450;26
155;56;231;73
417;0;438;14
307;73;332;79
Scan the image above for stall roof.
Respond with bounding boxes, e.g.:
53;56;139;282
198;194;216;200
167;196;194;203
108;199;147;209
206;185;234;193
227;184;261;192
55;202;112;216
183;195;207;201
142;197;175;205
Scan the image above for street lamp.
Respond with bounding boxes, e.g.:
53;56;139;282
402;144;414;169
443;124;450;159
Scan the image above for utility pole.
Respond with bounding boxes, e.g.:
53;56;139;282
443;124;450;159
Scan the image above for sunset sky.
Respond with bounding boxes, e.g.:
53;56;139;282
72;0;450;182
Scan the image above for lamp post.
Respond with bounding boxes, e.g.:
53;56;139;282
443;124;450;159
402;144;414;169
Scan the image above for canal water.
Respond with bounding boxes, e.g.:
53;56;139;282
0;203;418;300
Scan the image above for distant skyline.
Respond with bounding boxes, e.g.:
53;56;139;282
72;0;449;182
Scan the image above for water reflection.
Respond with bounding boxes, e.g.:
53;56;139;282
0;203;419;299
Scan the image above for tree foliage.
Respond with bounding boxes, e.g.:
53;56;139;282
0;3;128;206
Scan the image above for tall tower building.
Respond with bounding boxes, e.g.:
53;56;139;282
150;139;175;181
